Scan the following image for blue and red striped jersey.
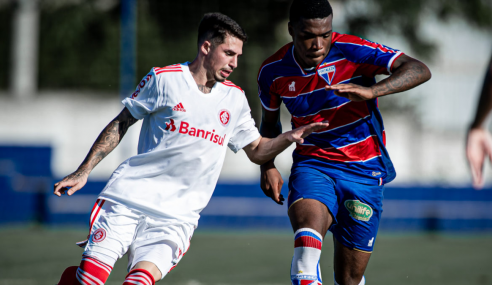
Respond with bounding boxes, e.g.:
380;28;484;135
258;32;403;185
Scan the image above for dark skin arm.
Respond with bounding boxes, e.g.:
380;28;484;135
259;107;285;205
325;54;432;100
53;108;138;196
466;54;492;188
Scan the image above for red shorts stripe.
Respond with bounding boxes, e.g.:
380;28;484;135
89;200;105;232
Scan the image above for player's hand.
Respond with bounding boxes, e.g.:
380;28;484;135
54;170;89;196
466;128;492;189
325;83;375;101
287;121;329;144
260;161;284;205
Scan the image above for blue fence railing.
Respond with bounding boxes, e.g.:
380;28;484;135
1;145;492;232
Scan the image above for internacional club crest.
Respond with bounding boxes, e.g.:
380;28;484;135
318;64;336;85
218;109;231;126
92;228;106;243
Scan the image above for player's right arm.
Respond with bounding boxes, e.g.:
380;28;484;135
260;107;285;205
54;108;138;196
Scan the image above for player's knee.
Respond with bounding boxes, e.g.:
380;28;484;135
291;228;323;284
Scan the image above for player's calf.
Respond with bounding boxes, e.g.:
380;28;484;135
123;268;155;285
291;228;323;285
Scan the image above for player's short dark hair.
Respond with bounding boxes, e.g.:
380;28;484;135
289;0;333;23
197;13;248;48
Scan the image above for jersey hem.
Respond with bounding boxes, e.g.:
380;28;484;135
97;195;200;227
292;153;394;186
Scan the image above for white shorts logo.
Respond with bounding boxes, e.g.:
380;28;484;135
92;228;106;243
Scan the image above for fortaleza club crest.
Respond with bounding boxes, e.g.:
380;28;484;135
344;200;373;221
218;109;231;126
318;64;336;85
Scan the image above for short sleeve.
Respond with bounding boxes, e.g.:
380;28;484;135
258;66;281;112
228;94;261;153
122;68;161;120
335;35;403;76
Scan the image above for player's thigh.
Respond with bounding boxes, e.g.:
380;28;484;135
84;200;140;262
128;221;194;280
287;169;338;235
331;179;383;253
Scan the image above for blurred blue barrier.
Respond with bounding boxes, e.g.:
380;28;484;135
1;145;492;232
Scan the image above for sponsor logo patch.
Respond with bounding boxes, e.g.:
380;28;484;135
344;200;373;221
92;228;106;243
372;171;381;177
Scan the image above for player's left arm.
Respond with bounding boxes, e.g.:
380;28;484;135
325;54;432;101
243;121;328;165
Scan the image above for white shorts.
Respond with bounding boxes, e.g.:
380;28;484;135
81;199;194;279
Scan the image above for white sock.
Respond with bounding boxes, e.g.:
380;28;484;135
291;228;323;284
334;274;365;285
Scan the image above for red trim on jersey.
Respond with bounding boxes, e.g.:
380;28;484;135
154;64;182;74
388;52;404;73
292;101;370;132
221;80;244;92
333;33;397;53
297;135;381;162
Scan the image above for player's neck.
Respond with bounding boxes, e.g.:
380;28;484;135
293;51;318;70
188;59;216;90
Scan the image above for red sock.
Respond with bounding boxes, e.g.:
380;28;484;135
76;255;113;285
123;268;155;285
57;266;79;285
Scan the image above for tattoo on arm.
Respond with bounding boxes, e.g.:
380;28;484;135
197;84;212;94
372;59;431;97
77;108;138;174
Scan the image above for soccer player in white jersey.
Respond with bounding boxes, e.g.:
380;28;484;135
54;13;328;285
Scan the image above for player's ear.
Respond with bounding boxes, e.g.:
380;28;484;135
288;22;295;38
200;40;212;56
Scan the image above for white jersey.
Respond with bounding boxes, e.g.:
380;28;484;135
98;62;260;226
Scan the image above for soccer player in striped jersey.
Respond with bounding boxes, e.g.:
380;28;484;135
54;13;328;285
257;1;431;285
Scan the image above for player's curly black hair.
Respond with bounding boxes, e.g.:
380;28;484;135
197;13;248;48
289;0;333;23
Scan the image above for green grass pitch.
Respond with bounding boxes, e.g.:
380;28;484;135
0;227;491;285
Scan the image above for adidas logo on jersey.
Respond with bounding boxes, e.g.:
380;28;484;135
173;103;186;112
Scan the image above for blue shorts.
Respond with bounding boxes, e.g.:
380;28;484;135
288;167;384;252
